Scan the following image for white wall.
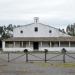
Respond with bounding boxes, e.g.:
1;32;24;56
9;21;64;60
3;41;75;52
13;23;69;37
40;47;75;52
3;47;75;52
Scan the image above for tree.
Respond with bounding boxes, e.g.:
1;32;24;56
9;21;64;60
1;24;14;39
66;23;75;36
0;26;4;35
1;32;10;39
0;24;20;39
7;24;13;31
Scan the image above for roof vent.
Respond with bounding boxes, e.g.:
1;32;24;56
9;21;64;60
34;17;39;24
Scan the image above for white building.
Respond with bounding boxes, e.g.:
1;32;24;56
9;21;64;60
2;17;75;52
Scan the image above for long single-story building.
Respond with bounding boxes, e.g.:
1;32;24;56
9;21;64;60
2;17;75;52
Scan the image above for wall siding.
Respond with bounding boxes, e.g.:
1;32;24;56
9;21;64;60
13;23;69;37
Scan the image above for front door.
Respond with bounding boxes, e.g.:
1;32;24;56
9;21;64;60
33;42;39;50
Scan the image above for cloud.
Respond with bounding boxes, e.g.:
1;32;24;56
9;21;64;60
0;0;75;29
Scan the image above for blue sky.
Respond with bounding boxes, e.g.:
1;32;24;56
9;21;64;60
0;0;75;29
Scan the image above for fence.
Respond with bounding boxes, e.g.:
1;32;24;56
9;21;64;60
0;49;75;63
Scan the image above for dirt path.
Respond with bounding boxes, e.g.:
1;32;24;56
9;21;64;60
0;62;75;75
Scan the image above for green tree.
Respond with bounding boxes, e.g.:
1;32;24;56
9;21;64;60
0;26;3;35
7;24;13;31
66;23;75;36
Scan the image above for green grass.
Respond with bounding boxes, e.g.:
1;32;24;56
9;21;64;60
34;62;75;68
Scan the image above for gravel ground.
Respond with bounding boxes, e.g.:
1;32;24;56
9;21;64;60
0;62;75;75
0;53;75;75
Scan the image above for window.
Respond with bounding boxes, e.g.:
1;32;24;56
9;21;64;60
15;41;22;47
49;30;52;33
42;42;50;47
34;27;38;32
60;41;69;47
5;41;14;48
20;30;23;33
23;41;26;47
70;42;75;47
51;42;59;47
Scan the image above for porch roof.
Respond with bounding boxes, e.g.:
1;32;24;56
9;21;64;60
3;37;75;42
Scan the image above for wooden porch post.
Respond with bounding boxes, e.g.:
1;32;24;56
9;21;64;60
41;41;42;47
50;41;51;47
2;41;5;49
59;41;60;47
29;41;31;47
22;41;23;47
14;41;15;47
69;41;71;47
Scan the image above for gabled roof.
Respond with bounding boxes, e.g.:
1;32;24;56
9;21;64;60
13;17;70;36
14;23;70;36
14;22;61;32
14;23;34;29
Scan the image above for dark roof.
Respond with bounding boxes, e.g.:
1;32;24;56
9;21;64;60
2;37;75;42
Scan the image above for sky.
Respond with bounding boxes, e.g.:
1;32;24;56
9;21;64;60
0;0;75;30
